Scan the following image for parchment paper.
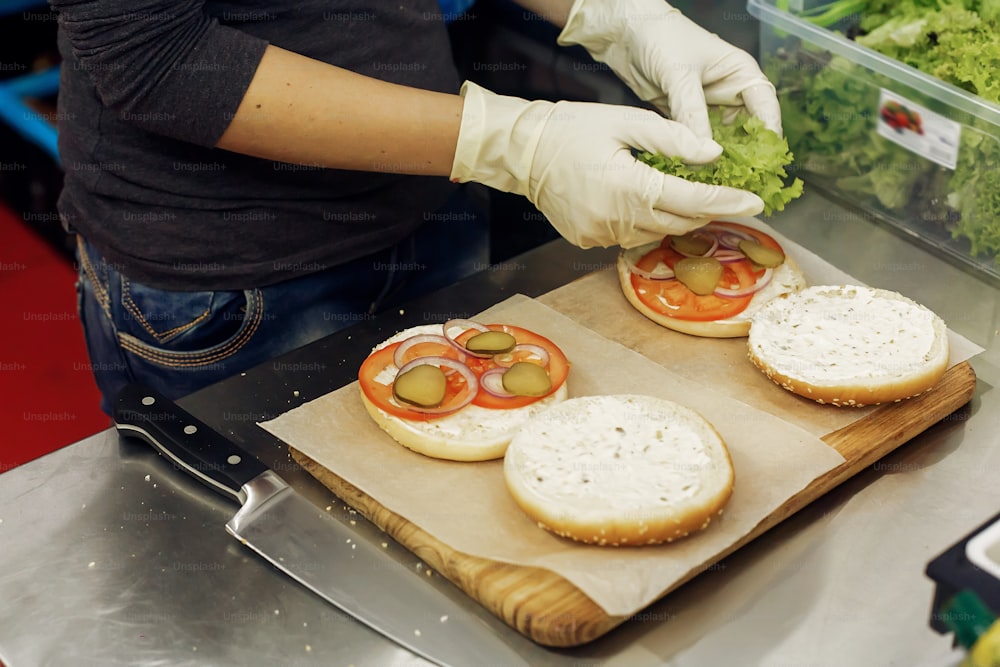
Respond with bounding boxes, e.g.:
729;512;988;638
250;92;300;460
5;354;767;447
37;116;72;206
259;295;847;616
538;217;983;437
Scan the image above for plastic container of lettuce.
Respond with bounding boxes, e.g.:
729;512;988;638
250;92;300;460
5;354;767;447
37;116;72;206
748;0;1000;283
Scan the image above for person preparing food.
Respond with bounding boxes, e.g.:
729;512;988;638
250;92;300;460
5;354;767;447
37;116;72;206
51;0;782;414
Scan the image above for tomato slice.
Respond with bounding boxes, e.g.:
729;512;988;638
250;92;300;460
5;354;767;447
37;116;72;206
464;325;570;410
630;221;780;322
359;342;476;422
358;324;571;420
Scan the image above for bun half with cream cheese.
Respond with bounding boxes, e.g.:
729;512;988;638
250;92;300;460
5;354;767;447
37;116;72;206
747;285;950;407
503;394;735;546
358;320;570;461
618;220;807;338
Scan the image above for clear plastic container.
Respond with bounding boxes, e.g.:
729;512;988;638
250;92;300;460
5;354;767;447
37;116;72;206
747;0;1000;283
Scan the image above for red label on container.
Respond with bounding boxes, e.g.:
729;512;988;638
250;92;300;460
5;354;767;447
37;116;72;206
876;89;960;170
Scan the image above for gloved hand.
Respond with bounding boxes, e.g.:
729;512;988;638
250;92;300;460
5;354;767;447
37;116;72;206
450;81;764;249
557;0;782;139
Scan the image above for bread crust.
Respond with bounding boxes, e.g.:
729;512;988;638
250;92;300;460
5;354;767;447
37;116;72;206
503;395;735;546
617;242;807;338
360;384;569;461
747;285;950;407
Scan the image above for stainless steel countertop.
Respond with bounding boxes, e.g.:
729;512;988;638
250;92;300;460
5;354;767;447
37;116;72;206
1;192;997;667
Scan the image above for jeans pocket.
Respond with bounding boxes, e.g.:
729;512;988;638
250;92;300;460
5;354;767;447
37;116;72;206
114;278;264;369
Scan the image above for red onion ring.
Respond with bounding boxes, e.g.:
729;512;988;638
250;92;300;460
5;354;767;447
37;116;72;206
492;344;550;368
702;223;757;249
711;248;747;263
623;250;675;281
392;333;457;368
718;233;750;250
714;268;773;298
442;318;492;358
443;318;490;336
479;367;515;398
393;356;478;414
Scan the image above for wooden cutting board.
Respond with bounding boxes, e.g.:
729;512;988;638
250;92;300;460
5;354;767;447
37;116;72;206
291;359;976;648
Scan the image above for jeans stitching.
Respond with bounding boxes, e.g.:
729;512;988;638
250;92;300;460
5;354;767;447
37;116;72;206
116;289;264;367
76;235;112;320
120;276;213;343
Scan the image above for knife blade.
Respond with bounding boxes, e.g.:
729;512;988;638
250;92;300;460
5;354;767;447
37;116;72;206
113;383;528;667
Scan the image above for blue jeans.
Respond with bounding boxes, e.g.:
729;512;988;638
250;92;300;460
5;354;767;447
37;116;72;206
76;186;490;415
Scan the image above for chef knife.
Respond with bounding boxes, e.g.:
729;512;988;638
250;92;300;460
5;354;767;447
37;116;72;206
113;383;528;667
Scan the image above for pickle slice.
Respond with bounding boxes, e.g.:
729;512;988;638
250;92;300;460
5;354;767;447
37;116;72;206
670;233;714;256
501;362;551;397
674;257;724;295
738;240;785;268
465;330;516;355
393;364;447;408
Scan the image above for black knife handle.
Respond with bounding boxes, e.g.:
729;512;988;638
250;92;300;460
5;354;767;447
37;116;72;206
113;383;269;503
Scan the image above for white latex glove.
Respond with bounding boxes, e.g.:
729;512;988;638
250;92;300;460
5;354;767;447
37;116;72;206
450;81;764;249
557;0;782;139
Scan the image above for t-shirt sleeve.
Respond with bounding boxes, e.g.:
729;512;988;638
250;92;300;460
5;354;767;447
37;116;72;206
51;0;269;147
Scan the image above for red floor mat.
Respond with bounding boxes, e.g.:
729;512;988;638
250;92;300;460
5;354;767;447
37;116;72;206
0;203;108;472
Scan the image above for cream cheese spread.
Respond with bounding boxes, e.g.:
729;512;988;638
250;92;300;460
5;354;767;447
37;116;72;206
749;285;941;384
506;395;724;517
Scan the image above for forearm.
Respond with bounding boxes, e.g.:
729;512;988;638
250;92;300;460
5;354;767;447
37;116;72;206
216;46;463;176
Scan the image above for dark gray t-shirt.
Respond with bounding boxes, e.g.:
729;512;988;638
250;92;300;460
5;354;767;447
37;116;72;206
52;0;462;290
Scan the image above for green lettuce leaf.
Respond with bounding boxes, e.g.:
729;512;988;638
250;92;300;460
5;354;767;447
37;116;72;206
949;127;1000;257
635;110;804;216
774;0;1000;262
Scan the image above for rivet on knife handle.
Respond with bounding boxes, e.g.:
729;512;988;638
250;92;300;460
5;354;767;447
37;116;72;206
113;383;269;503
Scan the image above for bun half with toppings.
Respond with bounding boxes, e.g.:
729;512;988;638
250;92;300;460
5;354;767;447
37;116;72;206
747;285;950;407
618;221;807;338
503;395;735;546
358;320;570;461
